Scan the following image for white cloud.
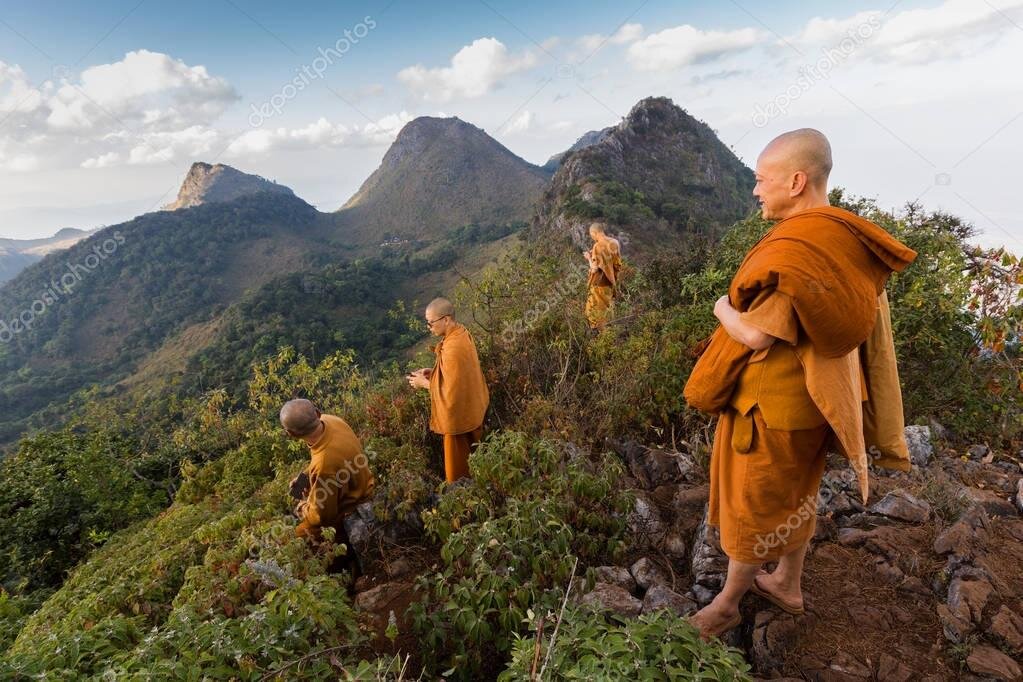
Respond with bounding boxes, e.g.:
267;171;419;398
46;49;238;132
227;112;414;157
577;23;644;53
505;110;533;135
397;37;538;101
81;152;121;169
627;25;762;70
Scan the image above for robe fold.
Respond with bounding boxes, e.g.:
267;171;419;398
585;238;622;328
296;414;375;540
685;205;917;562
429;323;489;481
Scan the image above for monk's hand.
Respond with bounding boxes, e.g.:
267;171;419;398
713;294;733;320
406;369;430;390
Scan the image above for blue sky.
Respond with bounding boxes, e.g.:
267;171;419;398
1;0;1021;251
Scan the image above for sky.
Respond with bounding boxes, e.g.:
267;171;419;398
0;0;1020;251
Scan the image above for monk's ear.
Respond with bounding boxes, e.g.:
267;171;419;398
789;170;808;197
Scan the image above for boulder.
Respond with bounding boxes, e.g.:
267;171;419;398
936;603;973;643
933;505;990;556
628;490;666;538
903;425;933;467
966;644;1022;680
947;576;993;624
690;508;728;605
962;487;1019;518
592;565;636;592
617;441;694;488
751;610;799;674
630;557;670;590
579;582;643;617
868;489;932;523
354;581;413;613
989;605;1023;655
641;585;696;616
966;444;990;461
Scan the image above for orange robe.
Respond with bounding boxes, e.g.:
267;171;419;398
686;206;917;562
429;323;489;482
296;414;376;540
585;238;622;328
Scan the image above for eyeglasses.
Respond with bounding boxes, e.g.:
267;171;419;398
426;314;450;327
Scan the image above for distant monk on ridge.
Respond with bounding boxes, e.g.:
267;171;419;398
683;128;917;639
407;297;490;482
281;399;375;575
583;221;622;330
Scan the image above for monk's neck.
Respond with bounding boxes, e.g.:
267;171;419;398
779;193;830;220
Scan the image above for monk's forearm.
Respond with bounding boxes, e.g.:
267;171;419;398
715;297;774;350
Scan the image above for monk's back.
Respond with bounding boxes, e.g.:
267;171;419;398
310;414;375;503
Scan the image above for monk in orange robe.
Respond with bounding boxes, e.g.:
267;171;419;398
281;398;376;574
584;222;622;329
683;129;917;639
407;297;490;482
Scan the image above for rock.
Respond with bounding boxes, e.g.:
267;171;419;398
966;644;1022;680
385;557;412;579
967;444;990;461
937;603;973;643
904;425;934;467
641;585;696;616
617;441;693;488
837;527;873;547
1017;479;1023;514
847;604;892;629
593;565;636;592
934;505;990;556
579;582;643;617
990;605;1023;655
877;652;914;682
963;487;1019;518
673;484;709;509
947;577;993;624
823;651;873;679
690;508;728;605
661;530;689;562
813;514;838;542
630;557;670;590
751;610;799;674
869;489;932;523
898;576;931;596
628;490;666;538
354;581;413;613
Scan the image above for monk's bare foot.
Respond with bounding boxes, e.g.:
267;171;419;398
688;601;741;641
754;570;804;612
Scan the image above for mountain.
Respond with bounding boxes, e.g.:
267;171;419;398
541;126;614;173
162;162;295;210
338;116;551;245
0;228;97;284
535;96;756;257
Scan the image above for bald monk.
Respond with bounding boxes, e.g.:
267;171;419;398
407;298;490;482
584;222;623;329
683;129;917;639
280;399;375;571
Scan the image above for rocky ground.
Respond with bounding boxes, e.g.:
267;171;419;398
342;425;1023;680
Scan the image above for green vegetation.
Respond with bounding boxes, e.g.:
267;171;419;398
0;191;1018;678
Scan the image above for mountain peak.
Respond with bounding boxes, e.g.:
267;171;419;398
337;115;550;243
164;162;295;211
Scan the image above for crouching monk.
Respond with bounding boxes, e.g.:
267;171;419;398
584;222;622;329
683;129;918;639
281;399;375;573
407;297;489;482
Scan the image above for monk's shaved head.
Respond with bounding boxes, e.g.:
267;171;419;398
426;297;454;318
760;128;832;189
589;222;607;238
280;398;321;436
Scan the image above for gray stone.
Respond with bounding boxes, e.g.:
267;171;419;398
630;557;670;590
937;603;973;643
751;610;799;675
354;581;413;613
947;576;993;624
963;487;1018;517
934;505;990;556
966;644;1022;680
877;652;914;682
661;530;689;562
618;441;695;488
869;489;932;523
592;565;636;592
627;490;666;538
385;557;412;578
641;585;696;616
690;507;728;605
904;425;934;467
1016;478;1023;513
824;651;873;679
967;444;991;461
989;605;1023;655
579;582;643;617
